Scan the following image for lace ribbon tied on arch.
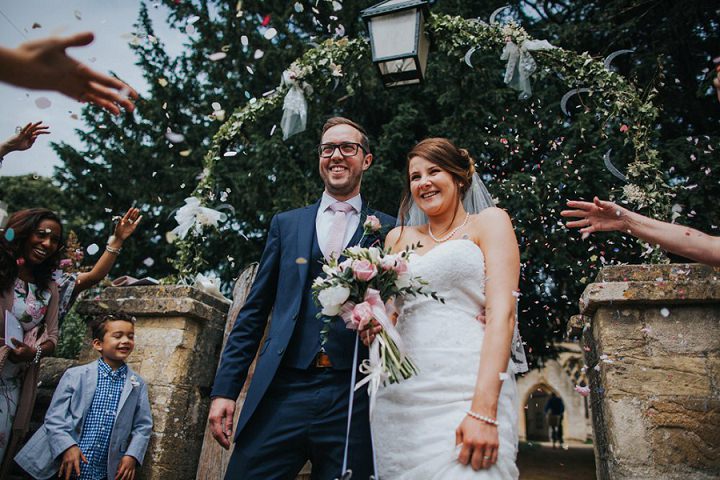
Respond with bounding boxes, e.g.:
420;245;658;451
280;68;312;140
500;39;556;100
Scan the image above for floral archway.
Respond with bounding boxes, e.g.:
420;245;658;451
170;13;668;280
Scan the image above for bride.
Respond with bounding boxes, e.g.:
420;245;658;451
368;138;524;479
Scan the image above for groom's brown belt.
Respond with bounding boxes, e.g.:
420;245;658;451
314;352;333;368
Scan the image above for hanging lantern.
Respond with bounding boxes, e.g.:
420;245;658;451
361;0;431;88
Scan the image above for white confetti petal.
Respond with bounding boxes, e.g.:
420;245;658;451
254;49;264;59
294;2;304;12
185;24;196;35
211;102;222;111
35;97;51;109
264;28;277;40
187;15;200;25
209;52;227;61
241;35;249;46
224;151;238;157
165;130;185;143
660;307;670;317
87;243;99;255
143;257;155;267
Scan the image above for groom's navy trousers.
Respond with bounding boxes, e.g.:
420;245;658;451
211;200;395;480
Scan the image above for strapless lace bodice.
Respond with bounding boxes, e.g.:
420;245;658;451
373;239;519;480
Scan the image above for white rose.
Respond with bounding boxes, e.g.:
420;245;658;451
318;285;351;316
345;245;363;257
367;247;381;263
395;272;411;289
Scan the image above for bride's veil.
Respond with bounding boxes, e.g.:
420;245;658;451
399;172;529;374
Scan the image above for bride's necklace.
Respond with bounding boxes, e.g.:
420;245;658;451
428;212;470;243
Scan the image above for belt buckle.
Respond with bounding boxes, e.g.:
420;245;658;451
314;352;333;368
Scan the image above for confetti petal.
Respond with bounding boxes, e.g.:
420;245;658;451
264;28;277;40
35;97;51;109
4;228;15;241
87;243;100;255
165;130;185;143
261;14;271;27
209;52;227;61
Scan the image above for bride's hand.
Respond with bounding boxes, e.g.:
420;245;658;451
360;319;382;347
455;415;499;470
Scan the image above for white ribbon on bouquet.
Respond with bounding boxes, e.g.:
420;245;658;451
340;289;405;418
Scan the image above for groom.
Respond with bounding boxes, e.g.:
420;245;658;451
209;117;395;479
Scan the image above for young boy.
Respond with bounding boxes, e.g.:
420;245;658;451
15;313;152;480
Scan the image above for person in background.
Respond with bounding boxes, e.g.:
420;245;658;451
0;121;50;169
544;392;565;449
562;197;720;266
0;32;137;115
57;207;142;324
0;209;63;475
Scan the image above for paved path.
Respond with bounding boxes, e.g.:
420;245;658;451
518;441;596;479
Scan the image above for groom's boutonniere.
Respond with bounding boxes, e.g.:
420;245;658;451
130;375;140;388
363;215;381;235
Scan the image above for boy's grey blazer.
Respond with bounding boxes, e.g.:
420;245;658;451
14;360;153;480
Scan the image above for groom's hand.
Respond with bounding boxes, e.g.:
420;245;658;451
209;397;236;449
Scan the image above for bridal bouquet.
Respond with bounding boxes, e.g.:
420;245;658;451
313;244;443;392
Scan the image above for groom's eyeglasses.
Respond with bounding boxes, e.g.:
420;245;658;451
318;142;367;158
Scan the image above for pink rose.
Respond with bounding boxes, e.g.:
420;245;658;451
349;302;374;330
392;258;409;275
363;215;381;233
352;259;377;282
620;124;629;133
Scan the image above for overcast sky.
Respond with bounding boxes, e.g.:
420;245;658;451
0;0;186;177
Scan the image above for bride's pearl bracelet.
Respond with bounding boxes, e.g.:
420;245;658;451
466;410;500;427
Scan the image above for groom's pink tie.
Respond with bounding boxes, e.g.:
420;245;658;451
325;201;354;260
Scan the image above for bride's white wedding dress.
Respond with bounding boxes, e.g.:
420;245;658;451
373;239;519;479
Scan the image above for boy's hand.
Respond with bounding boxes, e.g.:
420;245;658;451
59;445;87;480
115;455;137;480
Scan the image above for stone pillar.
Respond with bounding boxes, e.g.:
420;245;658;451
77;286;229;480
579;264;720;480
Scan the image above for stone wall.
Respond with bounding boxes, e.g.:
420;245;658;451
580;263;720;480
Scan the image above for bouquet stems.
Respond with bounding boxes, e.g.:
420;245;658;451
378;330;418;384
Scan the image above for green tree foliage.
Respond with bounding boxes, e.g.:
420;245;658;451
0;174;68;215
48;0;718;366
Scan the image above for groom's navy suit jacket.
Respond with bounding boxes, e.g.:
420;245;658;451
211;199;395;438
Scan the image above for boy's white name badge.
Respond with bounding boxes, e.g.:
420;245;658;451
4;310;23;347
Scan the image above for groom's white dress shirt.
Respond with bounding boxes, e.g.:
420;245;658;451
316;191;362;259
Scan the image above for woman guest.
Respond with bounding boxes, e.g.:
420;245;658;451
57;207;142;323
0;208;63;474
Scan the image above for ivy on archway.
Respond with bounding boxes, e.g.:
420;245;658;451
170;13;668;279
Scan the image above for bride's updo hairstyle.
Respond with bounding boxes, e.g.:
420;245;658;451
398;137;476;227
